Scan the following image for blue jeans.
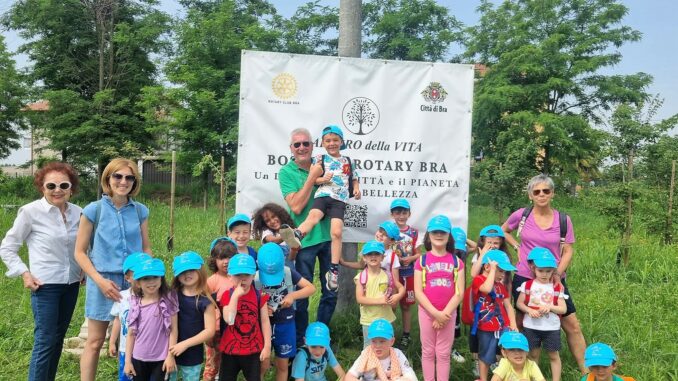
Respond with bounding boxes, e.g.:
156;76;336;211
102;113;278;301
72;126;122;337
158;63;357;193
294;241;337;346
29;282;79;381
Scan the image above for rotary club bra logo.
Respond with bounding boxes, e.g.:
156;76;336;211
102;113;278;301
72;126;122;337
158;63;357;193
271;73;297;99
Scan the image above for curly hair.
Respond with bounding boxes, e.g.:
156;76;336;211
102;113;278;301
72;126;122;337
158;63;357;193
33;162;80;195
251;203;296;240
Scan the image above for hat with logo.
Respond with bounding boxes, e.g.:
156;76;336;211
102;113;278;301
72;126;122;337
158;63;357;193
367;318;394;340
451;227;467;252
209;237;238;253
227;213;251;231
585;343;617;367
257;243;285;286
427;215;452;233
527;247;558;268
378;221;402;241
172;251;205;277
479;225;505;238
228;253;257;275
499;331;529;351
133;258;166;280
481;249;517;271
305;322;331;348
321;125;347;150
123;252;152;274
390;198;410;210
361;240;385;256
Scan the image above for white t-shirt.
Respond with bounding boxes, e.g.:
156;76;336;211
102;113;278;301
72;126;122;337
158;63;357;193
348;348;417;381
262;229;288;249
110;288;132;353
381;249;401;273
518;280;564;331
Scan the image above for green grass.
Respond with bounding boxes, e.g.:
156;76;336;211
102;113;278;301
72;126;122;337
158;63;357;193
1;196;677;379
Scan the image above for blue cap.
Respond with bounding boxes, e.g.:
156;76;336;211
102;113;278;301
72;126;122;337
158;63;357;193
227;213;251;230
367;318;394;340
123;252;151;274
305;322;331;348
321;125;346;150
482;249;517;271
257;243;285;286
378;221;402;241
585;343;617;367
499;331;529;351
451;227;467;251
527;247;557;268
390;198;410;210
210;237;237;253
133;258;166;280
172;251;205;277
228;253;256;275
361;240;385;255
427;215;452;233
479;225;505;238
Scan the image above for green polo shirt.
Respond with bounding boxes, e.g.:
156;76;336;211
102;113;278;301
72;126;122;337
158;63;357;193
279;159;331;248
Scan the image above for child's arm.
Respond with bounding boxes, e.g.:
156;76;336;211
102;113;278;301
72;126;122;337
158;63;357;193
352;178;361;199
355;278;387;306
223;283;246;324
315;171;333;185
344;373;360;381
478;263;497;293
503;298;518;331
332;364;346;380
123;330;136;377
413;269;450;325
340;256;364;269
443;269;465;316
550;294;567;315
163;314;179;374
389;276;406;306
262;234;284;244
516;291;542;318
108;316;120;357
466;238;478;252
472;242;494;277
259;303;272;362
281;277;316;308
169;303;216;357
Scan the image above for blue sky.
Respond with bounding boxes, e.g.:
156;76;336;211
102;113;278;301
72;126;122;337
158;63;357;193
2;0;676;123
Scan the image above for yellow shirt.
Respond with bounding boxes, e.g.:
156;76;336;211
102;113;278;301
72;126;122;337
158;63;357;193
492;358;545;381
355;270;396;325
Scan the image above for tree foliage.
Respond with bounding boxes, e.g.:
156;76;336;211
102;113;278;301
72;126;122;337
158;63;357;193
0;35;28;159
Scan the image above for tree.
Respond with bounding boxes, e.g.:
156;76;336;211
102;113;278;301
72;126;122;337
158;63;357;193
0;35;28;159
466;0;651;183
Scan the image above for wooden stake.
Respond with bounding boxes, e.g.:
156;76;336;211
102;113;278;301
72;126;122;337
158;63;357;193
667;160;676;244
168;151;176;252
220;156;225;235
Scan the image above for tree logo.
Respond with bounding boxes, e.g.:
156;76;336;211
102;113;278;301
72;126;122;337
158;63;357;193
342;97;380;135
271;73;297;99
421;82;448;103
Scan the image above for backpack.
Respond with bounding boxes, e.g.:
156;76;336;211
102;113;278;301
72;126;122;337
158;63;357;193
462;280;506;335
253;266;296;309
419;253;460;295
299;346;329;372
319;154;355;198
516;206;568;254
90;199;143;250
523;279;564;312
359;267;394;299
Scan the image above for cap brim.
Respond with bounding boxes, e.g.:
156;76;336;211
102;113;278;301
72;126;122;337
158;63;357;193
229;267;256;275
498;262;517;271
532;259;557;268
174;263;202;277
259;271;284;286
585;358;614;367
306;337;330;347
368;333;393;340
503;344;529;351
134;270;165;280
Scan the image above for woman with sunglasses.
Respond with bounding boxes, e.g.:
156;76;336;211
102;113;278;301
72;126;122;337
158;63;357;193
0;162;82;381
74;158;151;381
501;174;587;373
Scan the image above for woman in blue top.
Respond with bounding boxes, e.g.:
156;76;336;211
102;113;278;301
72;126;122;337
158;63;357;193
74;158;151;381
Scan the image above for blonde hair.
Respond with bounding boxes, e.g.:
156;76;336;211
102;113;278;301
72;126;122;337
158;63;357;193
100;158;142;197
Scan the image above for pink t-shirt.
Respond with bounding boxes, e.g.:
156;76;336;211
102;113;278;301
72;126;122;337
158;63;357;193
414;251;464;310
207;273;233;330
507;208;575;279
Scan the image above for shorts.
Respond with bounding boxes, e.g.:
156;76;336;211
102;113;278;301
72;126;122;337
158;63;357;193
168;364;203;381
311;196;346;220
512;274;576;317
85;272;129;321
118;352;133;381
522;327;561;352
468;330;479;353
476;330;502;365
272;321;297;358
399;276;415;306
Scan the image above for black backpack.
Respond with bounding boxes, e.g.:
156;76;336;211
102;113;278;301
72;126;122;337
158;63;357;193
516;206;568;253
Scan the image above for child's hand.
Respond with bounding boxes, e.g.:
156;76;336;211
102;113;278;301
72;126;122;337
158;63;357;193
320;171;333;184
538;305;551;316
108;340;117;357
260;345;271;362
386;295;398;307
527;308;542;318
169;341;189;357
124;361;136;378
434;310;451;325
233;281;247;298
353;186;361;200
163;354;177;374
281;294;295;308
488;261;498;271
266;305;274;316
432;320;443;330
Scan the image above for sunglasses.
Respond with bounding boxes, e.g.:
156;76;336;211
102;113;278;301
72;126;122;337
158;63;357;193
44;181;72;191
532;188;552;196
110;173;136;182
292;141;311;148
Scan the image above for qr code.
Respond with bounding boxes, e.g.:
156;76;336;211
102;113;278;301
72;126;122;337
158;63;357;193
344;204;368;228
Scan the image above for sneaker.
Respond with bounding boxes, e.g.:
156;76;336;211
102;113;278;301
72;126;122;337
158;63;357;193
472;359;480;378
279;224;302;248
451;349;466;363
325;267;339;291
399;335;411;348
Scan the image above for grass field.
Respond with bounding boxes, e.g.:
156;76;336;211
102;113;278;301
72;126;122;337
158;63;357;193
1;195;677;380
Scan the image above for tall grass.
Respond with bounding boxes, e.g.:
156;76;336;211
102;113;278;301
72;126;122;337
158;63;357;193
0;195;676;379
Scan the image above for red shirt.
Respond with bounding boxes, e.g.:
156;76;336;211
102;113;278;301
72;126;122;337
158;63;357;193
471;274;510;332
219;286;269;355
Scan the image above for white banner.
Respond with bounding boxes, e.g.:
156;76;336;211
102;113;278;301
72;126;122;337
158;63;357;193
236;50;474;243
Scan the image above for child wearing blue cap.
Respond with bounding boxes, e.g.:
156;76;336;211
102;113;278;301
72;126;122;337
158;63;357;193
280;125;360;291
354;240;405;348
516;247;567;381
168;251;218;381
254;243;316;381
471;250;518;381
124;258;179;381
581;343;636;381
345;318;417;381
218;253;271;381
491;331;545;381
291;322;346;381
109;252;151;381
342;220;404;281
227;213;257;261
